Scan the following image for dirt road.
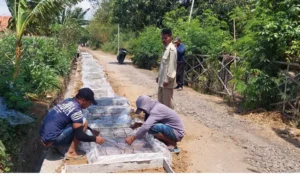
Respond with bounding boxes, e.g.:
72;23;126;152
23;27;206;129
82;48;300;173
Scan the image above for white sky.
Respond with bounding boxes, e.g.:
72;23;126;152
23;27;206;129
75;0;97;20
0;0;12;16
0;0;96;19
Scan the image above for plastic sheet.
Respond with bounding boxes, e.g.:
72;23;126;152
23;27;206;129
0;97;34;125
95;97;129;107
87;106;131;117
81;53;114;98
87;115;131;126
78;52;172;166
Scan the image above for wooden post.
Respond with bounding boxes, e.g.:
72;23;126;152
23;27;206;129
283;64;290;113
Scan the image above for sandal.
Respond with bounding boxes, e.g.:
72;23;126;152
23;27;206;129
169;147;180;153
64;153;84;160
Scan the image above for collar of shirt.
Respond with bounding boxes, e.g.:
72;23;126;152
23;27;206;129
164;42;173;50
72;98;81;108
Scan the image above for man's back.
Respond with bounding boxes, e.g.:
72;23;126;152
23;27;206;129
177;43;186;62
39;98;83;142
135;101;184;141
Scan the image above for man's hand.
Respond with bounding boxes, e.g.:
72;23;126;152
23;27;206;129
95;136;104;144
125;135;136;145
163;82;168;87
130;123;143;130
156;78;158;83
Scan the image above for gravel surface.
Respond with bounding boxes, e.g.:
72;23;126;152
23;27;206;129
85;48;300;173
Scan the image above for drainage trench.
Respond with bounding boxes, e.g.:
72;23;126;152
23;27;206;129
40;52;172;173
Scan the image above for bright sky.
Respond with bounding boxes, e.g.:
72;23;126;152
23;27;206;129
0;0;96;19
75;0;97;20
0;0;12;16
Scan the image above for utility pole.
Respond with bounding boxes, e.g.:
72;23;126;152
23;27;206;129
188;0;195;23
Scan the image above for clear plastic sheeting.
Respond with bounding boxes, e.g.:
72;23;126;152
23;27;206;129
0;97;34;125
87;115;132;128
87;106;132;117
85;132;171;165
78;52;172;167
95;97;129;107
81;53;115;97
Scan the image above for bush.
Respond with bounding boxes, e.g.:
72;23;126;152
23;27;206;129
130;27;162;69
101;30;136;54
0;34;76;109
0;119;31;172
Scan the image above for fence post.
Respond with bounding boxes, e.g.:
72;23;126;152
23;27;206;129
283;64;290;113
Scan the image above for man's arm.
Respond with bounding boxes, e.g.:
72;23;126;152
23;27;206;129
125;115;156;145
70;110;104;143
73;123;96;142
165;48;177;82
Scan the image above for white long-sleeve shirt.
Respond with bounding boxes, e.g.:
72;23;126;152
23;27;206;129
158;42;177;88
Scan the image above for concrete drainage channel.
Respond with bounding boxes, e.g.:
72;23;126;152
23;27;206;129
41;52;174;173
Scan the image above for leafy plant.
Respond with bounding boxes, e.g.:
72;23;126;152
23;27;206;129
0;140;13;173
8;0;81;79
0;119;31;172
130;26;162;69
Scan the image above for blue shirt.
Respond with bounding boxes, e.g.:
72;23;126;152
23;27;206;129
176;43;186;62
39;98;84;142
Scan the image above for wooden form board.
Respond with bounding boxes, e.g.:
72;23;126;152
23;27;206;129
65;159;174;173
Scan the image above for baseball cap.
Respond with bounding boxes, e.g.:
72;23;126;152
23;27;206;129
76;88;98;105
173;36;181;43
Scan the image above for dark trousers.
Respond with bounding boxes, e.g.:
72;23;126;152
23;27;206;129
176;61;185;87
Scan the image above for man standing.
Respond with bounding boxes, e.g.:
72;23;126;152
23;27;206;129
174;37;186;90
40;88;105;159
156;28;177;109
125;95;184;153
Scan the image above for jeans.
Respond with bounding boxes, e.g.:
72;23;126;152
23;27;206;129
149;123;177;141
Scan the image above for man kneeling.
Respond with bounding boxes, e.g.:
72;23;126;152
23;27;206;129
125;95;184;153
39;88;104;159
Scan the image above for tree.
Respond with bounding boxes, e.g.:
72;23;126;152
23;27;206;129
58;7;90;25
6;0;82;79
111;0;179;32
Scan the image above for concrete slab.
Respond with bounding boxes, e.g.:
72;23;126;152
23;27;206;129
65;159;164;173
39;149;64;173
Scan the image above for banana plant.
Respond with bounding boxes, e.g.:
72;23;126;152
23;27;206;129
9;0;81;79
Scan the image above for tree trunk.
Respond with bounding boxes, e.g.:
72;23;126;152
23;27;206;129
13;39;21;80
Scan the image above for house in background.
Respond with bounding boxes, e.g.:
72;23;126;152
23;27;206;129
0;0;12;31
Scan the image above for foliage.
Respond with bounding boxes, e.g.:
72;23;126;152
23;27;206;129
86;0;117;48
233;0;300;108
6;0;81;79
57;7;90;26
0;34;76;109
51;20;87;48
111;0;179;32
130;26;162;69
0;119;31;172
87;0;300;112
101;30;136;54
0;140;13;173
170;10;233;56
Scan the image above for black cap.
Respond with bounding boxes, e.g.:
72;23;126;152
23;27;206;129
76;88;98;105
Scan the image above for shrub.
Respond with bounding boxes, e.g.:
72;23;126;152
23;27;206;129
0;34;76;109
130;27;162;69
